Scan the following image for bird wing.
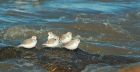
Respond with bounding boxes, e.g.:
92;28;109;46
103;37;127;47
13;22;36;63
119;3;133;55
47;38;56;44
64;40;74;47
22;38;33;45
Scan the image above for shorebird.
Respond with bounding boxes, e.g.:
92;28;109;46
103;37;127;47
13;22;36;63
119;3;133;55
17;36;37;48
63;38;80;50
48;32;58;40
59;32;72;44
42;37;59;48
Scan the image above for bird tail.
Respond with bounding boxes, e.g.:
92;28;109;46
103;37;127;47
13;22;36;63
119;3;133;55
42;43;48;48
16;44;22;48
42;43;46;46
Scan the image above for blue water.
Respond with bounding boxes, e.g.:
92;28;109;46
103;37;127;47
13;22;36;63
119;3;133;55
0;0;140;54
0;0;139;29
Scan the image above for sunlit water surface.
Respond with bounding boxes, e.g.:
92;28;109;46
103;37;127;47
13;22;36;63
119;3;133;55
0;0;140;71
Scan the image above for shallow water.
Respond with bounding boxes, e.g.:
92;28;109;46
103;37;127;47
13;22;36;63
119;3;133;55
0;0;140;55
0;59;48;72
0;0;140;71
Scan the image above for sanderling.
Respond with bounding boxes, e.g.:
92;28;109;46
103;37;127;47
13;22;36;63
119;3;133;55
48;32;58;40
59;32;72;44
17;36;37;48
42;37;59;48
63;38;80;50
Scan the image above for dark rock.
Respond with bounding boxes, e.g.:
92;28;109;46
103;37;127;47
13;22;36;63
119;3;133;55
0;47;21;60
0;47;140;72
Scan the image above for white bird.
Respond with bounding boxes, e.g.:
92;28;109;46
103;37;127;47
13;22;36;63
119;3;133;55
63;38;80;50
48;32;58;40
59;32;72;44
17;36;37;48
42;37;59;48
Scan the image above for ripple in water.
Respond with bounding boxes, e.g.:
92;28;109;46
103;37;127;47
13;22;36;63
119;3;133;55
0;1;140;71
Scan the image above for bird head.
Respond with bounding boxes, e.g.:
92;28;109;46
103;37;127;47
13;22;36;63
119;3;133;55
48;32;53;35
32;36;37;40
67;32;72;35
75;39;80;43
